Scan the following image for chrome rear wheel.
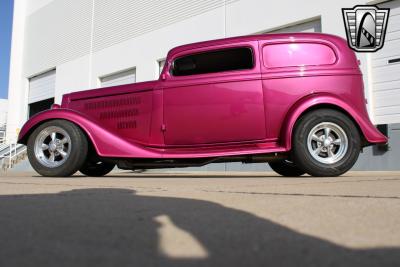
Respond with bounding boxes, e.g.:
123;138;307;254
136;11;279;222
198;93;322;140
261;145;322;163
292;109;361;177
307;122;348;165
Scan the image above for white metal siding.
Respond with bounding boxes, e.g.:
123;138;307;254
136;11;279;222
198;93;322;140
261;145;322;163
23;0;239;77
24;0;92;77
372;0;400;124
100;69;136;87
268;19;321;33
28;70;56;104
93;0;239;52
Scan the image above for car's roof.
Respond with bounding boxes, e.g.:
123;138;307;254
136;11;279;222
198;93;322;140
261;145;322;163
167;33;346;57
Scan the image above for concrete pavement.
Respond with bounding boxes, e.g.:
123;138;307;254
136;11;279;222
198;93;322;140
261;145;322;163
0;171;399;266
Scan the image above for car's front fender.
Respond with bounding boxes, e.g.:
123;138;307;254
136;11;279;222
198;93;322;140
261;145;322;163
18;109;162;158
280;94;388;150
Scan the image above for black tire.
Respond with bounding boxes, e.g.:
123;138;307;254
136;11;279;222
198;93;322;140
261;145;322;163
27;120;88;177
292;109;361;177
79;161;115;177
269;160;306;177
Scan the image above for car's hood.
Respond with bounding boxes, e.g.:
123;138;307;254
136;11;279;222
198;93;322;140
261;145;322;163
61;80;159;107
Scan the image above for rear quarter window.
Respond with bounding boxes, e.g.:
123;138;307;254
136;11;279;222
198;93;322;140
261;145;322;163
263;43;336;68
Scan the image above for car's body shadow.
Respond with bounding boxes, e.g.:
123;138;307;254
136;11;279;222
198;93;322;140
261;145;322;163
0;188;398;267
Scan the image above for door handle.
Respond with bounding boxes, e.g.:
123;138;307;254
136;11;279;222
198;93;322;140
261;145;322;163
388;58;400;64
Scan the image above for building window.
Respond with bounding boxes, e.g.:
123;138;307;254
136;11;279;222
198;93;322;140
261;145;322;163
100;68;136;88
29;98;54;118
172;47;253;77
28;69;56;118
158;59;166;75
28;69;56;105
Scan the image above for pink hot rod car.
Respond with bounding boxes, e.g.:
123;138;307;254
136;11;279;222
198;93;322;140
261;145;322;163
18;33;387;177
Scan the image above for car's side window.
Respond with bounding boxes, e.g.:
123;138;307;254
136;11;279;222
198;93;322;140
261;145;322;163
171;47;253;76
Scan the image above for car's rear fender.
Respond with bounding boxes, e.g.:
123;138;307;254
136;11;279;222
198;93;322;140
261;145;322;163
281;93;388;150
18;109;162;158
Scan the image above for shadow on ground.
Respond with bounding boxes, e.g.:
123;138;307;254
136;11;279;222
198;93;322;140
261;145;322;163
0;188;398;267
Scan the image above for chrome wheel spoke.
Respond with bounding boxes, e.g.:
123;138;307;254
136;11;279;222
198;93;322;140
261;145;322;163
41;144;49;150
327;146;334;158
57;149;67;158
313;146;323;156
49;152;55;162
324;127;331;139
311;134;322;142
60;138;68;145
51;132;56;141
333;138;342;146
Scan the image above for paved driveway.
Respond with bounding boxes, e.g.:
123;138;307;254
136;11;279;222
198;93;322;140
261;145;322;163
0;171;399;266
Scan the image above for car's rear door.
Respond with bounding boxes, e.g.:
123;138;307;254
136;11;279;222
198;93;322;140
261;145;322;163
161;41;266;146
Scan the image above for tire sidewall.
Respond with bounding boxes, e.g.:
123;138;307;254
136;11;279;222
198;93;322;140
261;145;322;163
27;120;88;177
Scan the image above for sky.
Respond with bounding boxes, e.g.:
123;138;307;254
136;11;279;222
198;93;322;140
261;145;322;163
0;0;13;99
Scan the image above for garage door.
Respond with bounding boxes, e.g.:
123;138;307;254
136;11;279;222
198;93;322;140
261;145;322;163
268;19;321;33
28;69;56;104
372;0;400;124
100;68;136;88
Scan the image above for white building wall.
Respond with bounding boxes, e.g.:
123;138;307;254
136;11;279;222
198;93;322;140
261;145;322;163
370;0;400;124
0;99;8;126
6;0;394;142
6;0;29;142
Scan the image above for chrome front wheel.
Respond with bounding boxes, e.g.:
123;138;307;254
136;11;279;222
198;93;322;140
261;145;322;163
27;120;88;177
34;126;72;168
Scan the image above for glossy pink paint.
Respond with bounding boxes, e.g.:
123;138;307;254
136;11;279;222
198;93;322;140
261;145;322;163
18;33;387;159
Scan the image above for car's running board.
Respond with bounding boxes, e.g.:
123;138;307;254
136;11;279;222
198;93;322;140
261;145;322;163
117;153;287;170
